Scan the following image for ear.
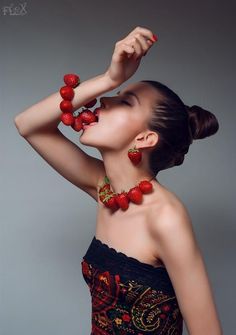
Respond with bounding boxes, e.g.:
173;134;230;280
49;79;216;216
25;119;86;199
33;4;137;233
135;131;159;149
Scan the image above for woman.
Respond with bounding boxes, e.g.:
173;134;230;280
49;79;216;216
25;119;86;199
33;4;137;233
14;26;223;334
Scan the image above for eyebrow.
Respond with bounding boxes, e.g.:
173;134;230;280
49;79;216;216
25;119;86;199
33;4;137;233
116;90;141;105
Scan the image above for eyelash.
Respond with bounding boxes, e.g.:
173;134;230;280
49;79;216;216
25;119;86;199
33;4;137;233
121;100;131;106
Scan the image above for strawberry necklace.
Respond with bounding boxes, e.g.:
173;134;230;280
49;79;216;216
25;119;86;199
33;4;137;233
98;175;156;212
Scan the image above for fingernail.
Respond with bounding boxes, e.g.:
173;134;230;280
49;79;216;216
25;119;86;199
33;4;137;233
151;34;158;42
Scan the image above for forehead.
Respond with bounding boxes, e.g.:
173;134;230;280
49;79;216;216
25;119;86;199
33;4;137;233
120;82;158;108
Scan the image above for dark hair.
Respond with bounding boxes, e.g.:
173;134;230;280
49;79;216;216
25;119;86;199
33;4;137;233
141;80;219;175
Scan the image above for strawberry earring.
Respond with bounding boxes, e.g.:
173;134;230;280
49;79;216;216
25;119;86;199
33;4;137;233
128;145;142;165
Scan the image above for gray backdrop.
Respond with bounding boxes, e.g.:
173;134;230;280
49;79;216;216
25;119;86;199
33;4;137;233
1;0;235;334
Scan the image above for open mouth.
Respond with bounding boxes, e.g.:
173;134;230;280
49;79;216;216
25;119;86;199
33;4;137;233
82;107;102;130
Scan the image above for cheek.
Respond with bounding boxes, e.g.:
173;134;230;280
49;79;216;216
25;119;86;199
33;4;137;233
104;115;140;138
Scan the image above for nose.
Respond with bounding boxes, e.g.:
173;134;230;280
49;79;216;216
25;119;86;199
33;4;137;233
95;97;108;119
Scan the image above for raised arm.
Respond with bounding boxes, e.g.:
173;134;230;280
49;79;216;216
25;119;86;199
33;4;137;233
14;72;115;136
14;72;116;201
14;26;156;201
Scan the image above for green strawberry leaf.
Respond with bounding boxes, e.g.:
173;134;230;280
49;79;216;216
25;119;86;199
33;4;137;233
99;190;110;195
104;175;110;184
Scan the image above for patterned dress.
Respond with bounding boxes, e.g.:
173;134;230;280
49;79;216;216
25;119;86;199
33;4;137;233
81;236;183;335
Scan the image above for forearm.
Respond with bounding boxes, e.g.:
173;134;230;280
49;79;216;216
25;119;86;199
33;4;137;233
14;71;115;136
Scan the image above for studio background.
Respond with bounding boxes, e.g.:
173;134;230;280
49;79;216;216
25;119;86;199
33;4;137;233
1;0;235;334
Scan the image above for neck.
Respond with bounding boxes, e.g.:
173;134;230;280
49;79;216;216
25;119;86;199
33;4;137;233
100;148;157;194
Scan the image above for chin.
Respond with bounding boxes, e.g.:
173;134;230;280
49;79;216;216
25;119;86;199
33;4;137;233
79;132;96;147
79;131;103;149
79;125;126;151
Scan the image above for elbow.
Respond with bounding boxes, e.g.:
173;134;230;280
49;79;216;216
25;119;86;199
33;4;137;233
14;115;26;137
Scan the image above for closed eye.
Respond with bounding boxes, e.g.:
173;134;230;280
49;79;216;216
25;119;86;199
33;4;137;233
121;100;131;106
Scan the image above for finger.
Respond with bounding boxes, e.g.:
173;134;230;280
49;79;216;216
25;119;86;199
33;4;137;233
127;26;157;44
131;37;142;59
134;33;154;54
143;40;154;56
115;42;135;60
125;36;142;60
128;35;153;60
123;43;136;58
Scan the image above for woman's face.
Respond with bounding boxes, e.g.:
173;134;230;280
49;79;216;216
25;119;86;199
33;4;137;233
79;81;158;151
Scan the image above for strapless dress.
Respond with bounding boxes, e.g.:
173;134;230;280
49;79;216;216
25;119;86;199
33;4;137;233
81;235;183;334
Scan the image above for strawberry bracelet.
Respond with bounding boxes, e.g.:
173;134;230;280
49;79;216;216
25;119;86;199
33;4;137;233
59;73;99;132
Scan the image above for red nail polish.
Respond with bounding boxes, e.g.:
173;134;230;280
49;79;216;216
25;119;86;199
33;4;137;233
152;34;158;42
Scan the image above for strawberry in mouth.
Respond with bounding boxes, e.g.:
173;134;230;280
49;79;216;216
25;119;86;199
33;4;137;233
79;108;100;130
66;100;102;132
59;82;105;132
81;106;104;130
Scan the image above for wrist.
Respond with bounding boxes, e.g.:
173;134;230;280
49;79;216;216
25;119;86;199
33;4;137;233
103;70;121;90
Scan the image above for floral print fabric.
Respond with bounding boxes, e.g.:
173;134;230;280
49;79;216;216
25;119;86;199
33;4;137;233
81;236;183;334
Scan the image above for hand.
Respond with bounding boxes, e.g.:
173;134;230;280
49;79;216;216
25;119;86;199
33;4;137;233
104;26;157;88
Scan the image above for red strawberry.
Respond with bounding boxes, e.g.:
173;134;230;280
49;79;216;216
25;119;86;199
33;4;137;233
98;186;111;202
84;98;97;108
99;184;111;194
98;177;111;201
115;192;130;210
99;193;107;202
61;112;74;126
98;176;110;191
102;193;119;211
128;147;142;165
99;191;109;202
138;180;153;194
60;86;74;100
63;74;80;88
127;186;143;204
60;100;73;113
71;114;83;131
80;109;97;124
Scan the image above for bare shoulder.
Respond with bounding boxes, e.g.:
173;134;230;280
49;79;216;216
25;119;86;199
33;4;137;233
147;186;223;334
148;186;199;260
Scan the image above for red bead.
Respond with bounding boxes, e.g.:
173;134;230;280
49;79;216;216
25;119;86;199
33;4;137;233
162;304;171;312
122;314;131;322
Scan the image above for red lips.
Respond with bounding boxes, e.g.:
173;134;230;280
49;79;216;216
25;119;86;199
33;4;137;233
82;123;98;130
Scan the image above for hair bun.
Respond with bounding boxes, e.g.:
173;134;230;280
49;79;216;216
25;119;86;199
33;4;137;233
174;152;185;166
185;105;219;140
